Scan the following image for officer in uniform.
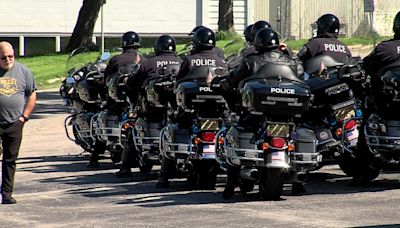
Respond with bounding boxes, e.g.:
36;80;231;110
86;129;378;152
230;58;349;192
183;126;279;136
155;27;227;187
176;27;227;81
219;28;304;198
115;35;182;178
187;26;225;59
363;11;400;79
87;31;148;168
298;14;352;63
104;31;148;80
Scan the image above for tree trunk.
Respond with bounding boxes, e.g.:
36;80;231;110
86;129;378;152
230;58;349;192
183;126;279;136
218;0;235;32
65;0;103;52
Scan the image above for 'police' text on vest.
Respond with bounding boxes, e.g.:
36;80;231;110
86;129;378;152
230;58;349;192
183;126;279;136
324;44;347;53
191;59;216;66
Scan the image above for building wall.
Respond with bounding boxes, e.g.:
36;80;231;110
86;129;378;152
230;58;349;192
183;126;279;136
253;0;400;39
2;0;198;36
2;0;250;36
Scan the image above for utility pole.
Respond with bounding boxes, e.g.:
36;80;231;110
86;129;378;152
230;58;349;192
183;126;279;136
101;0;106;54
364;0;375;47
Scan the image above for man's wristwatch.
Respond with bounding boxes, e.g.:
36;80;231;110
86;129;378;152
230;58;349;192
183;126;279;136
21;115;29;122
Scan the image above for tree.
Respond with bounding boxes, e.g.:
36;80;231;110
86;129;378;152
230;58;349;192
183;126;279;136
65;0;104;52
218;0;234;32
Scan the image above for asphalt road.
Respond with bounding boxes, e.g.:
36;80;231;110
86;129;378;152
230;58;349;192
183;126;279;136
2;69;400;227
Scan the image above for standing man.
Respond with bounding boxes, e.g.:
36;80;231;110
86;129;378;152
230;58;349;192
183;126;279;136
0;41;36;204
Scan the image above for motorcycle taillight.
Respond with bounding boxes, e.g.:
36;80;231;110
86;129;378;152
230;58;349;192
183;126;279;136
201;132;216;142
271;137;286;148
345;119;357;130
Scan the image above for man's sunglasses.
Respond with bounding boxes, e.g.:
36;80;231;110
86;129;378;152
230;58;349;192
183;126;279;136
0;55;14;60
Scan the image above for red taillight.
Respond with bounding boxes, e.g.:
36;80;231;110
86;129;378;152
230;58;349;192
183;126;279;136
202;132;216;142
345;119;357;130
271;137;286;148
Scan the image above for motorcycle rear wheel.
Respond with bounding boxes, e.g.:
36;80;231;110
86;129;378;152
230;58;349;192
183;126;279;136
259;168;285;200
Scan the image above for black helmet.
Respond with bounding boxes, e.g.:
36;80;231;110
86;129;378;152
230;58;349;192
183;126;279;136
393;11;400;36
189;25;206;36
192;27;216;51
316;14;340;35
244;24;254;43
250;20;272;40
254;28;279;53
121;31;140;49
154;35;176;54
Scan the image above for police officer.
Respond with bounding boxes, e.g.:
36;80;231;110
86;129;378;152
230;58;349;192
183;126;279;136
104;31;147;80
115;35;182;178
298;14;352;63
219;28;303;198
156;28;227;188
188;26;225;59
363;11;400;79
240;20;272;57
176;27;227;81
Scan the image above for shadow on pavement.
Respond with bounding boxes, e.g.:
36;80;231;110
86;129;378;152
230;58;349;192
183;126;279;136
30;90;69;119
15;153;400;207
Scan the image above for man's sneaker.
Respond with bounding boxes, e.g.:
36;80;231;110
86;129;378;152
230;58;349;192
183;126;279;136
2;195;16;204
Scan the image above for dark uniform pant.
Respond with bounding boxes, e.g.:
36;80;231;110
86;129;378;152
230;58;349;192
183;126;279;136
0;120;24;196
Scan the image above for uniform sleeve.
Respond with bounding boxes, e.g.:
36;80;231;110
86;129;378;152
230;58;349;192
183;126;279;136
297;44;312;62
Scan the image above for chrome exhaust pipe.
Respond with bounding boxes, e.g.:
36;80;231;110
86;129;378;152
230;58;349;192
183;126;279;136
296;172;306;182
240;168;259;180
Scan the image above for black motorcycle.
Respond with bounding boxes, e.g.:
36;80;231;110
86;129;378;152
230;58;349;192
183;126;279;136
217;62;312;200
292;55;364;176
132;65;180;173
60;47;110;159
355;58;400;182
160;66;229;189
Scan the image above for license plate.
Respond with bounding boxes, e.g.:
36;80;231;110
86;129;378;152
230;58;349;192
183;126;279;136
202;145;216;159
200;119;220;131
267;124;290;137
334;106;355;122
271;151;285;161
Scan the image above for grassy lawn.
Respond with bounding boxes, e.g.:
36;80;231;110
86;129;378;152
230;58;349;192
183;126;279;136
15;35;388;90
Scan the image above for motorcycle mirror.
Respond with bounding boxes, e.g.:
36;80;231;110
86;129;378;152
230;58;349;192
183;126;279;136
100;52;111;61
66;77;76;84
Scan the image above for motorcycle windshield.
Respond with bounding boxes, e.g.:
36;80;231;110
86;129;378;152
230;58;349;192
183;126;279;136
66;46;117;76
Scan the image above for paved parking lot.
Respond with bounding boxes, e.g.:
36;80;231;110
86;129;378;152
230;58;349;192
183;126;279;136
2;61;400;227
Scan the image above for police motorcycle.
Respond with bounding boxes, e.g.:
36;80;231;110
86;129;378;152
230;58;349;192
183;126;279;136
131;65;180;173
60;47;110;158
159;66;229;189
292;55;365;176
92;63;141;165
354;58;400;183
215;62;312;200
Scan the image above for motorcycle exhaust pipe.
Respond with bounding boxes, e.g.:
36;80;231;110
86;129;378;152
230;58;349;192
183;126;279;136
240;168;259;180
296;172;307;182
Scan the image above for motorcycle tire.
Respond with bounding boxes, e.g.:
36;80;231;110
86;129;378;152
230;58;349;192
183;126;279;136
338;154;356;177
259;167;285;200
239;178;255;194
351;127;382;184
188;160;218;190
